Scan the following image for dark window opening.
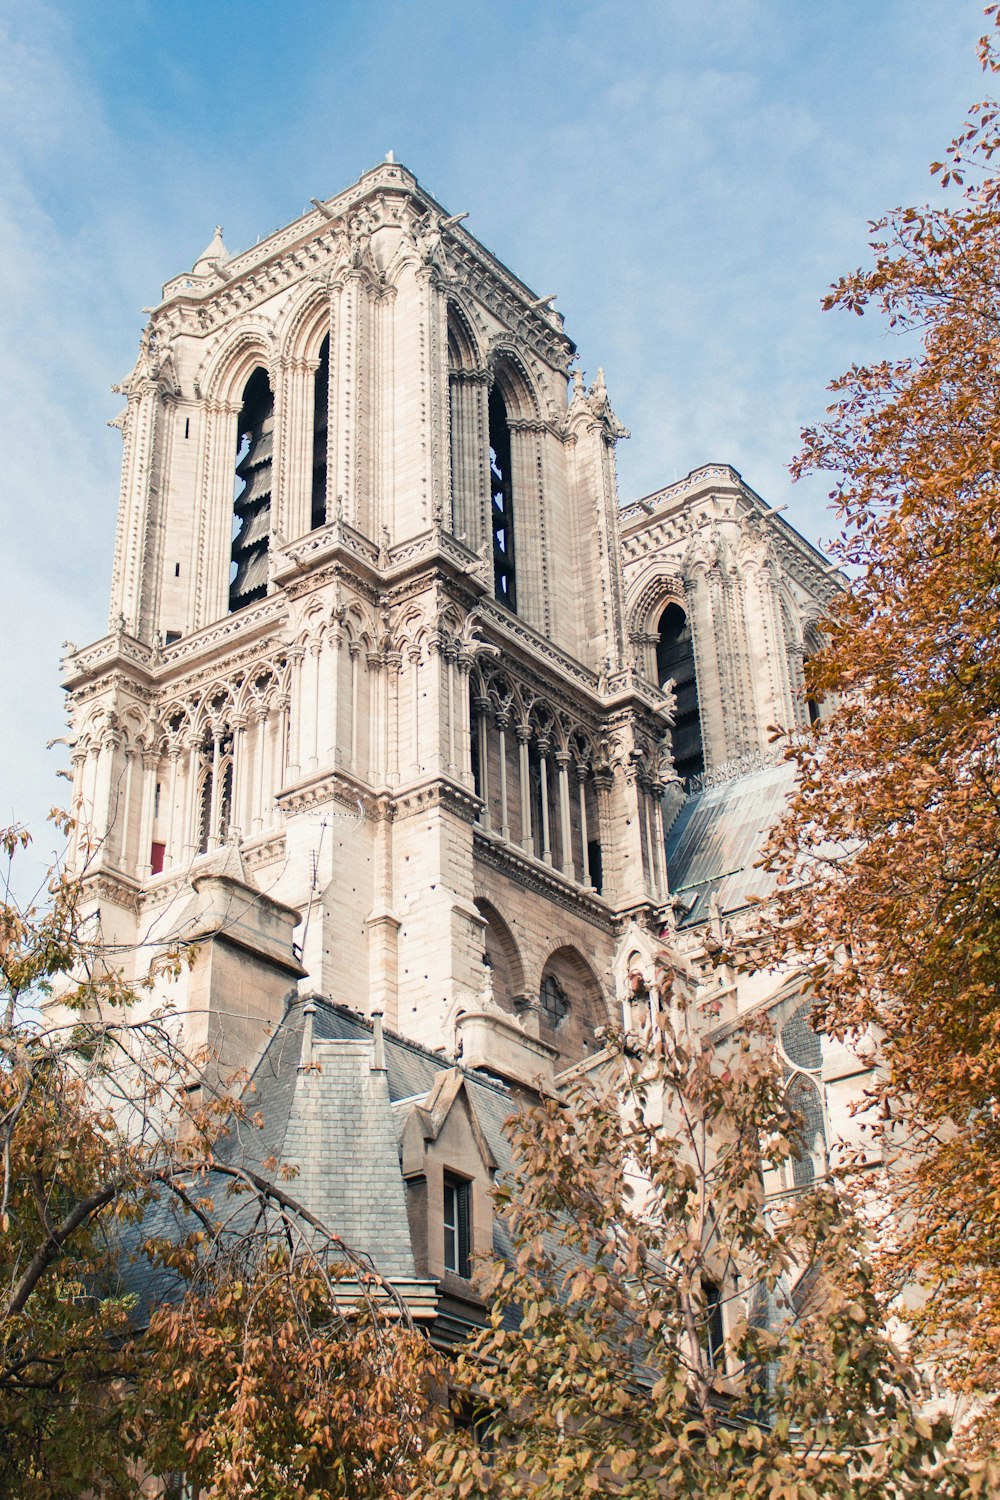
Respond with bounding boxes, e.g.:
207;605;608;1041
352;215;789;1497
183;417;190;439
470;690;482;801
488;386;517;612
803;656;822;726
229;366;274;613
702;1280;725;1367
196;740;234;855
165;630;181;645
539;973;569;1028
174;562;181;577
197;770;213;855
656;603;704;783
587;838;603;895
443;1173;472;1278
311;333;330;531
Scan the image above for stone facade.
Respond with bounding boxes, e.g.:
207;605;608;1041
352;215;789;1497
60;161;859;1230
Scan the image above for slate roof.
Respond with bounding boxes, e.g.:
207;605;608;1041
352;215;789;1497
230;999;521;1269
664;758;797;928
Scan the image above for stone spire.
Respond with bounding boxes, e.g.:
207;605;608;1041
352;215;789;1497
192;225;230;276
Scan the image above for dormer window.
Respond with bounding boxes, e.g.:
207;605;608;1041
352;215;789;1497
443;1172;472;1278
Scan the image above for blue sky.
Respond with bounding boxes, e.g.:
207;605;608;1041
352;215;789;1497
0;0;988;883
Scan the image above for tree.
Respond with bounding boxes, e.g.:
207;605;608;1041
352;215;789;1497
731;6;1000;1454
418;996;978;1499
0;822;435;1499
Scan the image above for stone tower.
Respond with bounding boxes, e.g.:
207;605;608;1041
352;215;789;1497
61;161;684;1084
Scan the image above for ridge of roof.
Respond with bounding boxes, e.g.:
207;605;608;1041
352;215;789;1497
297;993;516;1102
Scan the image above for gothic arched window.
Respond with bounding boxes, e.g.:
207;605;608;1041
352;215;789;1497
488;385;517;611
196;738;234;854
656;603;704;783
311;334;330;531
229;367;274;613
539;973;569;1028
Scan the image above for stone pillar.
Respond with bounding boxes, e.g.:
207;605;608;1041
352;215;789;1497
368;650;383;783
349;642;361;774
475;695;491;831
577;764;592;888
537;737;552;864
118;746;136;870
517;723;533;855
309;637;322;772
556;750;573;879
183;732;202;859
136;749;158;879
456;653;475;789
165;744;181;869
230;716;248;840
326;626;343;766
286;644;306;782
253;710;268;834
496;711;511;841
207;727;223;850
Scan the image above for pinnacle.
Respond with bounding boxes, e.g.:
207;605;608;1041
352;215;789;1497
192;224;231;276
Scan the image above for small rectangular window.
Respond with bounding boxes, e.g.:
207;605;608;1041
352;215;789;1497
443;1173;472;1278
183;417;190;439
165;630;181;645
702;1279;725;1368
174;562;181;577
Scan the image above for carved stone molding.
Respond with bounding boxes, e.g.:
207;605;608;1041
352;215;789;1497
472;829;615;933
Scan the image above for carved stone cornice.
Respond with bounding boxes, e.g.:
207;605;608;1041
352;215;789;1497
277;765;378;819
391;775;481;824
472;829;615;933
80;870;143;916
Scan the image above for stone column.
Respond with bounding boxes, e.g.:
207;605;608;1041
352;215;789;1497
577;764;592;888
407;646;422;778
136;749;158;879
286;644;306;782
326;625;343;766
496;710;511;841
253;710;268;834
207;727;223;849
165;744;181;869
230;716;247;841
118;746;136;870
309;637;322;772
368;650;383;782
537;737;552;864
556;750;573;879
475;695;491;830
183;732;202;858
348;642;361;773
93;729;120;853
517;723;533;855
276;695;290;793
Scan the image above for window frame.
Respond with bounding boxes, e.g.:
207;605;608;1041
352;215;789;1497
443;1171;472;1279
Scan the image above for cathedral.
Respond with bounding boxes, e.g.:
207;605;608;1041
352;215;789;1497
60;160;861;1331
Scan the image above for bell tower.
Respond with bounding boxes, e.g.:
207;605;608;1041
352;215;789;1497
62;162;675;1078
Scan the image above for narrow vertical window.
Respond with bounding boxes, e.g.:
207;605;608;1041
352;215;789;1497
488;386;517;611
443;1173;472;1278
656;604;704;783
229;367;274;613
702;1280;725;1367
197;766;213;855
311;333;330;530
